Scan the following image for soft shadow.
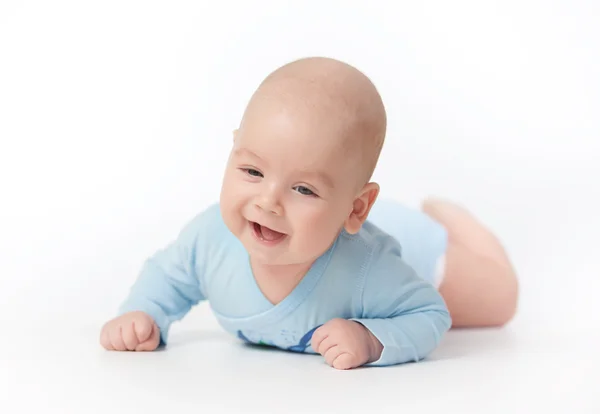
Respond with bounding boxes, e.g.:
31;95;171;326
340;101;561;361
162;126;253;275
161;329;316;357
237;342;318;361
164;329;231;349
427;326;520;361
155;327;521;363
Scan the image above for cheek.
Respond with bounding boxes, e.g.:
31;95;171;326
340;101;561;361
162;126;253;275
293;204;344;240
221;171;248;203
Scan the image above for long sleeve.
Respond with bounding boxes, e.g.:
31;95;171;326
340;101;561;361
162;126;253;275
117;206;217;345
352;246;451;366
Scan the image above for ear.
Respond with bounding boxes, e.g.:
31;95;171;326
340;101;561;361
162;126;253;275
344;182;380;234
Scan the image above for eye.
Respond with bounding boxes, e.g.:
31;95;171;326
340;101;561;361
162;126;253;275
294;186;316;196
244;168;263;178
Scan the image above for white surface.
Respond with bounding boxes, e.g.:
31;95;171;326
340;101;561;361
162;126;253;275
3;307;600;413
1;1;599;413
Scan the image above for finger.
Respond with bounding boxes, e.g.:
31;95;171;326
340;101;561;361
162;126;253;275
310;325;328;353
100;326;113;350
332;352;357;370
109;325;127;351
122;322;139;351
315;336;336;356
324;345;342;367
136;324;160;352
134;318;153;343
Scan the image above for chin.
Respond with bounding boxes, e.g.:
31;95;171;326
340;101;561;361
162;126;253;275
245;244;303;266
248;252;289;267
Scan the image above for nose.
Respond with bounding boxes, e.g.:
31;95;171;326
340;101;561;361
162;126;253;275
255;184;283;216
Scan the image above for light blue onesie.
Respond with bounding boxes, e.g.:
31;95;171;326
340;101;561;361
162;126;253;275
118;199;451;366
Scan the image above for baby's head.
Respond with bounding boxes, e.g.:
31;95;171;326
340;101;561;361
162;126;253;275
220;57;386;266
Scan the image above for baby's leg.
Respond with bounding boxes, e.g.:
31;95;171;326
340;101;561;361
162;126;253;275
422;198;519;327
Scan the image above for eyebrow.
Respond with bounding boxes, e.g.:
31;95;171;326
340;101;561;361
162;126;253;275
302;171;334;189
233;147;334;189
233;147;263;161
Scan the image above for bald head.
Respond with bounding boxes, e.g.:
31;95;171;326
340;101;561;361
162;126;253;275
240;57;387;184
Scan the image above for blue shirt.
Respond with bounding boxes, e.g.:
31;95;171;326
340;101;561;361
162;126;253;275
118;202;451;366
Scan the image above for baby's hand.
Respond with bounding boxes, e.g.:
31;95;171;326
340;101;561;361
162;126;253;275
100;311;160;352
311;318;383;370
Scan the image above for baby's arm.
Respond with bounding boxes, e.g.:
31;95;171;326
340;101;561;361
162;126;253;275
101;208;214;350
312;251;451;368
353;253;451;366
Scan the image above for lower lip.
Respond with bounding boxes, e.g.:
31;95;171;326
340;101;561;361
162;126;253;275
249;221;287;246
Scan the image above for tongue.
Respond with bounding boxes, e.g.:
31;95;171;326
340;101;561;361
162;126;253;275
260;225;284;241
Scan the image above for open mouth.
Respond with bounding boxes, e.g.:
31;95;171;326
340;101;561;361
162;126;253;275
251;221;286;244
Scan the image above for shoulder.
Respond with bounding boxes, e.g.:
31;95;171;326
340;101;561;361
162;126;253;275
333;221;416;287
347;223;448;317
353;221;417;283
186;202;223;230
349;221;436;296
339;220;403;262
177;202;242;283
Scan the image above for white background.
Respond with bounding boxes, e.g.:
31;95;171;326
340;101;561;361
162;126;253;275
1;1;599;413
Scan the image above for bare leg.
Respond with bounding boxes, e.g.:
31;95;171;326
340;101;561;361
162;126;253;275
422;197;519;327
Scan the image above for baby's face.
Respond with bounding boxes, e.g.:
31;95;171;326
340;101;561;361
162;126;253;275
219;99;363;267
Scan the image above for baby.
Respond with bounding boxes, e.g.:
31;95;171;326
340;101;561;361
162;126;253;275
100;57;518;369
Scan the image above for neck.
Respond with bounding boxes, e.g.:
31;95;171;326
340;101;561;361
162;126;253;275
250;258;313;281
